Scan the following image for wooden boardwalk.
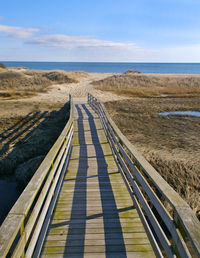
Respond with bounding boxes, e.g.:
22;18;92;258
41;99;155;257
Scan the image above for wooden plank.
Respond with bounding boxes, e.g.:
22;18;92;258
56;199;132;207
44;238;150;247
42;244;153;254
62;177;123;184
49;221;142;230
52;210;139;218
55;198;133;204
46;232;148;241
41;252;155;258
65;166;118;173
175;206;200;256
70;143;113;158
0;214;24;257
48;223;145;234
56;199;133;204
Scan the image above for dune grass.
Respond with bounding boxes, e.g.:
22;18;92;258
0;70;77;91
0;91;37;100
0;63;6;69
0;102;70;189
93;73;200;98
0;68;83;99
104;98;200;219
98;72;200;219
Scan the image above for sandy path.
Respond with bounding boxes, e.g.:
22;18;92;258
20;72;129;104
0;72;129;120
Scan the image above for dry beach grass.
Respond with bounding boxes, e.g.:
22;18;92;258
94;72;200;218
0;100;70;189
93;73;200;98
0;68;80;99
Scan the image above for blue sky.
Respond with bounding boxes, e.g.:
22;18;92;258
1;0;200;62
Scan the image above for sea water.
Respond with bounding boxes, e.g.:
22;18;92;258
0;180;20;225
2;62;200;74
158;111;200;117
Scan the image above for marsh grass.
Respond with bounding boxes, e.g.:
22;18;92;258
0;71;50;91
0;91;37;99
108;86;200;98
105;98;200;218
93;74;200;98
0;102;70;189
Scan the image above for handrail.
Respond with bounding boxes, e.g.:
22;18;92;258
88;93;200;258
0;96;74;257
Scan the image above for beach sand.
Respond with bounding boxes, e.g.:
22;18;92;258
0;71;129;119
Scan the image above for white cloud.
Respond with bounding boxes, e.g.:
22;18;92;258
0;24;39;39
25;34;156;61
27;34;140;49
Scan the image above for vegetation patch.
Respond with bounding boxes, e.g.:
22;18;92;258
0;91;36;99
93;73;200;98
104;98;200;219
0;63;6;69
0;68;79;98
42;71;78;84
0;102;70;189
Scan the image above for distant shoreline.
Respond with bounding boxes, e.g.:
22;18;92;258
2;61;200;74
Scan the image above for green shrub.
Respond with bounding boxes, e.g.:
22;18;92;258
42;71;77;83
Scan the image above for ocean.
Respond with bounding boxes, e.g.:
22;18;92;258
2;61;200;74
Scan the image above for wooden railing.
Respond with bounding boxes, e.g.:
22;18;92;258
88;93;200;258
0;96;74;257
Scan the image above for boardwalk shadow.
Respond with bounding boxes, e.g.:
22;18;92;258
0;111;47;157
0;102;70;185
63;104;88;256
51;104;127;257
0;111;33;140
82;104;127;257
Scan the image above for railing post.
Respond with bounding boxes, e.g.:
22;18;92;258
20;222;25;258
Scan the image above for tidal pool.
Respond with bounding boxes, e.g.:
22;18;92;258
158;111;200;117
0;180;20;225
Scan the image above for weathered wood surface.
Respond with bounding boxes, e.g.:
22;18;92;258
41;100;155;257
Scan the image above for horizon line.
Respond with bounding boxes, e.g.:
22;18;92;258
2;61;200;64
